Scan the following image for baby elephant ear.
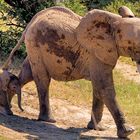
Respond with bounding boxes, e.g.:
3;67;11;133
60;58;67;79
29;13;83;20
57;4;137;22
0;70;10;91
118;6;135;18
77;9;119;66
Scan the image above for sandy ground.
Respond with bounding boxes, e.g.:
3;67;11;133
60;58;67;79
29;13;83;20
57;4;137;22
115;61;140;84
0;95;117;140
0;61;139;140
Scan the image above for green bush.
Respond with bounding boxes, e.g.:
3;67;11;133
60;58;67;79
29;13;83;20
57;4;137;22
81;0;113;9
81;0;140;17
0;0;55;58
0;29;25;58
104;0;140;16
58;0;87;16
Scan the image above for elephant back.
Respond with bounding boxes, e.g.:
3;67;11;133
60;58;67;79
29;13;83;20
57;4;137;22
76;9;121;66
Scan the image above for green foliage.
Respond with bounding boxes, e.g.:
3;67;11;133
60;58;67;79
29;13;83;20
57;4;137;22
2;0;55;25
0;0;55;58
0;29;26;58
58;0;87;16
104;0;140;16
81;0;113;9
81;0;140;17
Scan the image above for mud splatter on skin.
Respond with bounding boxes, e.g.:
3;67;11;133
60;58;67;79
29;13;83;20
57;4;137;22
87;21;112;40
94;22;111;35
96;35;104;40
119;34;122;39
108;49;112;53
63;67;73;76
116;28;122;40
36;28;60;45
36;26;80;69
128;47;132;51
128;40;131;44
57;59;62;64
117;29;121;34
61;34;65;39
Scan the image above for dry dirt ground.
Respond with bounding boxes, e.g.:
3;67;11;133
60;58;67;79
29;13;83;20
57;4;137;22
0;61;139;140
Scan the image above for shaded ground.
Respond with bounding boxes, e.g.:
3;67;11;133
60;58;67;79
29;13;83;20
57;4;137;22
0;61;138;140
0;93;117;140
116;61;140;84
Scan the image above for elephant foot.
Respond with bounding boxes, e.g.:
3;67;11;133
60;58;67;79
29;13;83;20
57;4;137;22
0;106;13;115
117;125;135;138
6;109;13;115
38;115;56;123
87;121;106;131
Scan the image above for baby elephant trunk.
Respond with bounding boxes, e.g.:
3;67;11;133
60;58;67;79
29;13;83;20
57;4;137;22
17;90;24;111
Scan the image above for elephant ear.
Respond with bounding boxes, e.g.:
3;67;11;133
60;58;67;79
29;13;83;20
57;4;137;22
76;9;119;66
0;70;10;91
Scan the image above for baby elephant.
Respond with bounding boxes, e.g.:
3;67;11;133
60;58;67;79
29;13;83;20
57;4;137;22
0;69;23;115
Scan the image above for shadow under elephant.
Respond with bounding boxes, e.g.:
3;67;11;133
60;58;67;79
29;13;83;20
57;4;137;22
0;114;129;140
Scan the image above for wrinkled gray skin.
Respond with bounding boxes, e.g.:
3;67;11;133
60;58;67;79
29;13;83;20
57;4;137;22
7;6;139;138
18;57;33;87
0;71;23;115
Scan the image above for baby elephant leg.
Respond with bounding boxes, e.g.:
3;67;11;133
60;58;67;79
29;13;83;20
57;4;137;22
0;91;13;115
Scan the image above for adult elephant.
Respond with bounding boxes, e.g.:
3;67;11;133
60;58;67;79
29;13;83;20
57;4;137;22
4;6;139;138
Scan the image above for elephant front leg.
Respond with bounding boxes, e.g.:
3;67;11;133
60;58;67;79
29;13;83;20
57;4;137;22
101;88;134;138
34;75;55;123
87;89;104;130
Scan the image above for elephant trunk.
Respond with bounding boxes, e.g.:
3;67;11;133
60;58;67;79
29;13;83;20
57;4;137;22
17;91;24;111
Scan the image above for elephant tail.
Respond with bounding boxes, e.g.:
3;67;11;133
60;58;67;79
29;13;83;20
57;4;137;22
2;30;26;70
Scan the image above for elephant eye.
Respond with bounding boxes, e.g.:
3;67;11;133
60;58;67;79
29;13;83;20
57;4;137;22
12;86;16;89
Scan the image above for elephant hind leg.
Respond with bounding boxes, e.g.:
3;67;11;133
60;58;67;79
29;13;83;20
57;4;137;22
27;49;55;122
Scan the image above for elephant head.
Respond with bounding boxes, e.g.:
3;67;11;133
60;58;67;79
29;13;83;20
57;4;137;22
118;6;135;18
77;8;140;68
0;70;23;115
